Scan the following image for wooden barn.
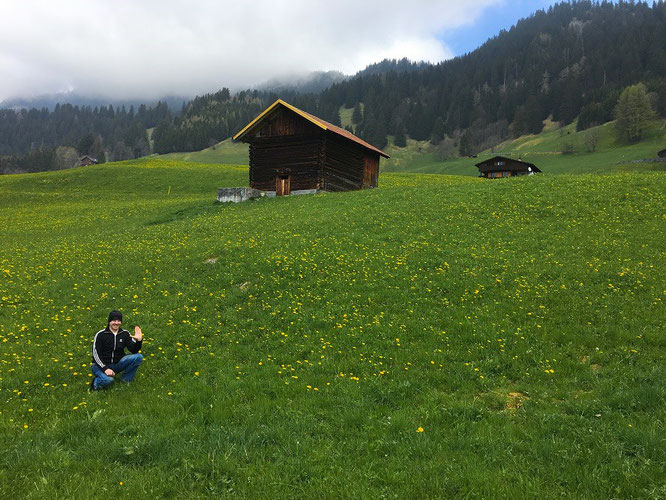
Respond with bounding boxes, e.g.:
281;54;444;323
79;155;98;167
233;99;389;195
474;156;541;179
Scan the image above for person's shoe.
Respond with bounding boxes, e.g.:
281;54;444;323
89;378;96;391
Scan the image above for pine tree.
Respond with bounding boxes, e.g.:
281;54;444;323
393;124;407;148
430;117;445;145
77;133;95;155
351;103;363;125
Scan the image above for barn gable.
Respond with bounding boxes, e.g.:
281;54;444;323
240;105;323;139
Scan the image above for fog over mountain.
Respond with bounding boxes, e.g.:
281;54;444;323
0;0;556;103
0;71;347;111
0;92;188;112
256;71;347;95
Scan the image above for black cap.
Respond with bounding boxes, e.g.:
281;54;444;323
108;310;123;323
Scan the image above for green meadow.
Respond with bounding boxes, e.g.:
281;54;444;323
155;117;666;180
158;138;249;165
383;119;666;176
1;159;665;497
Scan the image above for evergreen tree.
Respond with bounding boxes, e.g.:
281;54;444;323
351;103;363;124
524;96;544;135
393;123;407;148
91;135;106;163
77;133;95;155
510;105;528;137
459;130;474;156
577;102;605;131
430;117;445;144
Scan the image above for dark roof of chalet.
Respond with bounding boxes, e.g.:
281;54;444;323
475;155;541;172
233;99;390;159
658;148;666;157
79;155;97;162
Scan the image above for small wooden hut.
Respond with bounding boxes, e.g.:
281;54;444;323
233;99;389;195
658;148;666;158
474;156;541;178
79;155;98;167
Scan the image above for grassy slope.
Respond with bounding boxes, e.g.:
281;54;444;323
158;138;249;165
0;160;664;497
339;105;354;130
149;112;664;177
383;119;666;176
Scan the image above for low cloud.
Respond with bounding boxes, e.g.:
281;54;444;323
0;0;501;100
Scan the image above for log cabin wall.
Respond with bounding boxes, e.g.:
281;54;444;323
247;109;325;191
239;102;387;193
322;134;365;191
249;135;324;191
363;153;379;188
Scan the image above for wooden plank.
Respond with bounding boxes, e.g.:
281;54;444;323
322;135;365;191
363;153;379;188
249;133;323;191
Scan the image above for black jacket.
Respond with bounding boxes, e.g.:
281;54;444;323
92;327;142;370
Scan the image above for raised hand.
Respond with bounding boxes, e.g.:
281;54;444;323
134;325;143;341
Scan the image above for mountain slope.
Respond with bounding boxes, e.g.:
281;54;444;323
320;1;666;152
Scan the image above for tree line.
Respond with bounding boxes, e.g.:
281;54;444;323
151;89;343;154
0;102;170;174
320;0;666;154
2;0;665;174
149;1;666;156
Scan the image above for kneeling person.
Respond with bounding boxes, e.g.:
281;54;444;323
91;310;143;391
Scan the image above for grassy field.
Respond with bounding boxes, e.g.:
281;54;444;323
158;138;249;165
1;159;665;497
383;119;666;176
150;116;665;179
339;105;355;131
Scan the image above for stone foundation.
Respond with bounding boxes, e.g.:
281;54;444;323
217;187;321;203
217;188;266;203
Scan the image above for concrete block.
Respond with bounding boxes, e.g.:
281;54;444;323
217;187;266;203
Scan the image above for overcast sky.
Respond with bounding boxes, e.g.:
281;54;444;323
0;0;558;102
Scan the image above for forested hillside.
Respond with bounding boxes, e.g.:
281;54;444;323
321;0;666;152
150;1;666;155
0;103;170;173
1;1;664;174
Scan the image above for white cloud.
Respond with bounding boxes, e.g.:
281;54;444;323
0;0;501;100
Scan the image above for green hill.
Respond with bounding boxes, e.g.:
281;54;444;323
383;119;666;176
157;137;249;165
0;161;664;497
150;116;665;178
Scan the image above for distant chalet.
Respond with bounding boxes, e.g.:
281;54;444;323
79;155;98;167
233;99;389;195
474;156;541;179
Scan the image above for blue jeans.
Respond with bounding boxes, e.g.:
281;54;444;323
91;353;143;389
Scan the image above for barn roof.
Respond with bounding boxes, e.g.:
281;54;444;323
233;99;390;158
